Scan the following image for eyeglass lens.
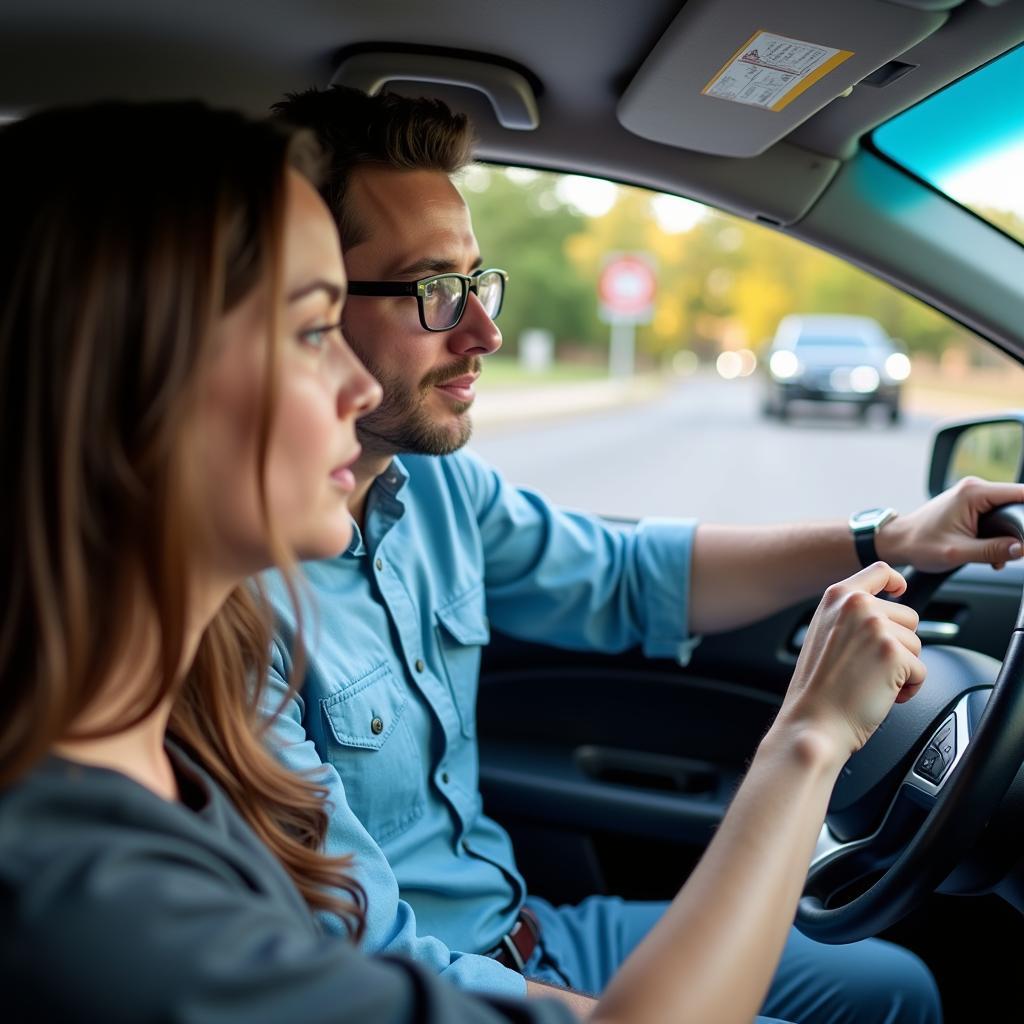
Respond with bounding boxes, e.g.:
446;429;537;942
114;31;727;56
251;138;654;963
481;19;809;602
422;271;504;330
475;271;504;320
422;276;466;331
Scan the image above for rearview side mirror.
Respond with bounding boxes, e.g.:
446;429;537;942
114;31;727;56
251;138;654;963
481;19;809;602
928;414;1024;497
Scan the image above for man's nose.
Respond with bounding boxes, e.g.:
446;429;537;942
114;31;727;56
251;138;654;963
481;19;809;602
446;291;503;357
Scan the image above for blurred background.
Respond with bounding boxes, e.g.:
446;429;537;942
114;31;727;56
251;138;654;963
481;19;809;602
461;165;1024;525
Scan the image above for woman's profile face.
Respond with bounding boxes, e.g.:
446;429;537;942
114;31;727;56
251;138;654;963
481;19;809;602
194;170;381;579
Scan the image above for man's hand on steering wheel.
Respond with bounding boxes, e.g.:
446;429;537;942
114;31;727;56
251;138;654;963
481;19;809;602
875;477;1024;573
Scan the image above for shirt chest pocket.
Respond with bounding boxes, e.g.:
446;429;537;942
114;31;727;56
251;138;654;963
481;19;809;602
435;585;491;739
320;663;424;844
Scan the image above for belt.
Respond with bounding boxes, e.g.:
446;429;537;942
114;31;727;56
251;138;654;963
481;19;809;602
484;906;541;972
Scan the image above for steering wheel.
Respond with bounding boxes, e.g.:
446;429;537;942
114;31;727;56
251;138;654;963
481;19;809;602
797;503;1024;943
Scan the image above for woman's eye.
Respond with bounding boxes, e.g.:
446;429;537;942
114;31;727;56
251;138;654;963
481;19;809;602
298;322;341;349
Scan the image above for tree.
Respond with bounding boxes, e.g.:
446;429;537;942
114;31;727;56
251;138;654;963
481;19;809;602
461;167;596;356
461;164;980;365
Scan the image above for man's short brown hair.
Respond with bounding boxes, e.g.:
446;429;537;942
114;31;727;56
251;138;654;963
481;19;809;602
272;86;475;247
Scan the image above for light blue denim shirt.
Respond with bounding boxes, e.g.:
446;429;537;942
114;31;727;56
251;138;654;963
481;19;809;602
263;448;697;997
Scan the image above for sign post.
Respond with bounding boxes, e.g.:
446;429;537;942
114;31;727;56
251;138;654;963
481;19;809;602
598;253;656;379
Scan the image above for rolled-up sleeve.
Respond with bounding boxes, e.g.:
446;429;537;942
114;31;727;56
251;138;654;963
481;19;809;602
453;449;699;663
264;639;529;999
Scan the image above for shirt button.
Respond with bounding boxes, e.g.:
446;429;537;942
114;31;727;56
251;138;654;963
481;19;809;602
441;772;450;784
414;658;425;673
375;558;383;571
370;717;384;735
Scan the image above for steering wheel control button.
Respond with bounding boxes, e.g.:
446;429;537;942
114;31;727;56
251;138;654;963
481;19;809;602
915;745;944;783
915;715;958;784
935;716;956;766
930;714;957;766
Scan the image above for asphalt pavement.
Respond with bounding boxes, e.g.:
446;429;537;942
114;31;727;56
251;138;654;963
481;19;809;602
469;371;940;524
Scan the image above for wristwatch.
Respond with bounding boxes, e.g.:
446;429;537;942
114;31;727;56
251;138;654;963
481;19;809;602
849;507;899;568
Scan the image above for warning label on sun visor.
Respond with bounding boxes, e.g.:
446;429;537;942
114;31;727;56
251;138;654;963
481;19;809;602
703;30;854;112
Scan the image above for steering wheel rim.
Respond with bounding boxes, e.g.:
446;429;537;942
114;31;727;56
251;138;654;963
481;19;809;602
797;503;1024;942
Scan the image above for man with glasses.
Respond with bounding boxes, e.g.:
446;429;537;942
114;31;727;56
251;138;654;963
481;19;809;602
262;85;1024;1021
349;267;507;333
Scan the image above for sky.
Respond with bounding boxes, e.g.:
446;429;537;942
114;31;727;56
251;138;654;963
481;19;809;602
874;44;1024;221
483;165;710;232
552;172;708;231
940;139;1024;218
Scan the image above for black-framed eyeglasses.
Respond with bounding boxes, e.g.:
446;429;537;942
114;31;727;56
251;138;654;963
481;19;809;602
347;268;508;332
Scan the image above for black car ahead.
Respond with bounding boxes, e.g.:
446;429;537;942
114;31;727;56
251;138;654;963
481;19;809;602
762;314;910;424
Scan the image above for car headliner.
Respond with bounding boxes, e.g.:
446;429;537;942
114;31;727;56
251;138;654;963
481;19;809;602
1;0;1023;356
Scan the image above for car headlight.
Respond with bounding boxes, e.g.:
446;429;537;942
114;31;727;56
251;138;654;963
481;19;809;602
769;350;801;379
885;352;911;381
849;365;880;393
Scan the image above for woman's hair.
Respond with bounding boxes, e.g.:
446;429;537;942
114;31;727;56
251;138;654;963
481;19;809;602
0;101;364;936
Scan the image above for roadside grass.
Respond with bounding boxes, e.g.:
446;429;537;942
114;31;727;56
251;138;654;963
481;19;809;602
906;363;1024;415
480;358;608;389
477;356;1024;419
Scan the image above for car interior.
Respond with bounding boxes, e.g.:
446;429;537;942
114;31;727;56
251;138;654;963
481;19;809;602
4;1;1024;1019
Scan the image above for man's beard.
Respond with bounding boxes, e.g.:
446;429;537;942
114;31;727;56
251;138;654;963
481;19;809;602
352;347;480;457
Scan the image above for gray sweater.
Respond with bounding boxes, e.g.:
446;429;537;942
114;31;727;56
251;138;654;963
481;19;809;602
0;744;574;1024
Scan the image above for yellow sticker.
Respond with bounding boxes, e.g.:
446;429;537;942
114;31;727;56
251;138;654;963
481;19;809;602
702;30;854;112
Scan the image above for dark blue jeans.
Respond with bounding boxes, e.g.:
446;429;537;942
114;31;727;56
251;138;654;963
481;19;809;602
523;895;942;1023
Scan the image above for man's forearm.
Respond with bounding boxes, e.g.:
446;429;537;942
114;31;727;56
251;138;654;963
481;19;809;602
689;478;1024;635
688;521;862;634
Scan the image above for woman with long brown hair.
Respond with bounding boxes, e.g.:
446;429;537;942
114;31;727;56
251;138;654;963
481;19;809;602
0;100;926;1024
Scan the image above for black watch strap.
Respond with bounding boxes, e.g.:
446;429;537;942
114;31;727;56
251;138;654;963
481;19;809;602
853;528;879;569
849;507;898;569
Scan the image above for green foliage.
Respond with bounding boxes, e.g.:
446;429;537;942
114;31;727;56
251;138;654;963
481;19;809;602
461;167;598;355
461;165;997;362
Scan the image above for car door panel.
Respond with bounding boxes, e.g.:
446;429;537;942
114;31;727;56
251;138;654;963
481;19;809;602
478;560;1024;903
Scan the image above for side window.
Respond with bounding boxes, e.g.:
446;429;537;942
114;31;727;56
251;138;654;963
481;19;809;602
462;165;1024;523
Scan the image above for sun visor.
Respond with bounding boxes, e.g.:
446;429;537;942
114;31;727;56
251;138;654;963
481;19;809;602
618;0;952;157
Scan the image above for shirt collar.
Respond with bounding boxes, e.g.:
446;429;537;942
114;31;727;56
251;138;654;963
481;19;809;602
346;457;410;558
374;456;409;497
343;520;366;558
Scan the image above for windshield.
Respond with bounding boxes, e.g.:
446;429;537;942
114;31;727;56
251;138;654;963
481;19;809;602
873;44;1024;244
460;165;1024;524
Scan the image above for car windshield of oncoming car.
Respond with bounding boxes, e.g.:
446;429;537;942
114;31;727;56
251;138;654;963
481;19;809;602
797;338;869;348
873;43;1024;245
461;165;1024;525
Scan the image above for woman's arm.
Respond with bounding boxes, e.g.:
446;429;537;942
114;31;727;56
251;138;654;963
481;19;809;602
592;561;925;1024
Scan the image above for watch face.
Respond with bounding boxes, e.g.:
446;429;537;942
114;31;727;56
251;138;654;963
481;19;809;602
852;508;884;526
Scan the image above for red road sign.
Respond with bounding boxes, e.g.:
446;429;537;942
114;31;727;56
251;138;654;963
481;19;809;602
598;254;656;321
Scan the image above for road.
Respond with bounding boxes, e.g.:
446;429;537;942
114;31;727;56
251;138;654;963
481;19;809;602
469;372;941;524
